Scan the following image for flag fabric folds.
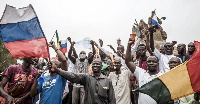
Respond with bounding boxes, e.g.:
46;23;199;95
150;13;160;26
136;41;200;104
60;39;67;53
0;4;49;59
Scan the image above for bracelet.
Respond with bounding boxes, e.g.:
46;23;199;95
55;49;59;52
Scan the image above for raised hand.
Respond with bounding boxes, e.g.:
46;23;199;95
90;40;94;45
107;45;114;49
128;38;135;46
49;41;56;48
99;39;103;47
148;25;157;34
67;37;72;43
49;41;58;51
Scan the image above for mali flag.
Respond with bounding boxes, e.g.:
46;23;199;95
136;41;200;104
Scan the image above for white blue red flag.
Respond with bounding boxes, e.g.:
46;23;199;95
0;4;50;59
60;39;67;53
150;13;160;27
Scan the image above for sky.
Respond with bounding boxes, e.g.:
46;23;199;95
0;0;200;57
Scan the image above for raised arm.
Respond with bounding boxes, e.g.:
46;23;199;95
142;29;153;55
107;45;117;53
49;41;67;71
131;32;144;55
30;70;44;97
68;37;76;64
149;26;156;52
72;46;78;59
51;65;85;85
94;41;112;57
88;40;96;64
125;38;136;73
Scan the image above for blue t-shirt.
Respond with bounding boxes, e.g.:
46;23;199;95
37;74;67;104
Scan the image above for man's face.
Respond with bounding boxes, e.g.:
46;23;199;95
49;60;61;73
136;46;146;56
24;57;37;65
168;57;181;69
79;51;86;59
160;46;165;54
177;44;185;54
164;43;173;55
188;42;195;53
108;62;114;71
92;60;102;73
117;40;121;45
114;60;122;71
146;56;158;72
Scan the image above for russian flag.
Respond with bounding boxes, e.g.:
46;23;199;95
60;39;67;53
0;4;50;59
150;13;160;27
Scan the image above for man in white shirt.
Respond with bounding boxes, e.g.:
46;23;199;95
107;58;133;104
146;26;174;73
125;38;162;104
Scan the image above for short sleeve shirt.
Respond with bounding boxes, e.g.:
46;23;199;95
134;66;162;104
108;70;133;104
37;74;67;104
2;65;38;104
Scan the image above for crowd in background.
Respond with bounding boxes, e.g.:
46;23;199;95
0;26;199;104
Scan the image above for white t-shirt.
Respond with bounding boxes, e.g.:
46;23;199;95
67;60;74;73
153;48;174;73
108;70;133;104
134;66;162;104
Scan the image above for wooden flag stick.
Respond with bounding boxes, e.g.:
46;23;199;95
95;48;99;59
110;54;115;65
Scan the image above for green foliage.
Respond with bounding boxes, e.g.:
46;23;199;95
0;38;17;73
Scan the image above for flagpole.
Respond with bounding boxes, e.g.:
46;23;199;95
50;31;56;42
48;30;57;61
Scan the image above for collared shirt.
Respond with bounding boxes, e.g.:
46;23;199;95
134;66;162;104
153;48;174;73
108;70;133;104
59;70;116;104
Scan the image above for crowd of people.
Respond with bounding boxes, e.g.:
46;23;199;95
0;26;199;104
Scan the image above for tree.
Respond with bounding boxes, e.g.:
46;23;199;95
0;38;17;73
